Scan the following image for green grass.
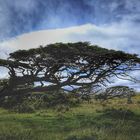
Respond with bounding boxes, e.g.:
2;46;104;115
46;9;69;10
0;95;140;140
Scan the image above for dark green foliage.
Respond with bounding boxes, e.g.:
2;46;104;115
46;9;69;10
102;108;134;119
0;95;25;109
13;102;35;113
66;135;97;140
0;91;80;112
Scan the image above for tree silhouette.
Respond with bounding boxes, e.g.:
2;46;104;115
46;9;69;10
95;86;135;103
0;42;140;98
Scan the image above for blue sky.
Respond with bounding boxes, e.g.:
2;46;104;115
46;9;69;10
0;0;140;90
0;0;140;40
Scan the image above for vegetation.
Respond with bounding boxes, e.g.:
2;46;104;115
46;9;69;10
0;42;140;140
0;95;140;140
95;86;135;103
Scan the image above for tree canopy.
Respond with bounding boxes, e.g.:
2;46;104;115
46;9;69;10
0;42;140;98
95;86;135;102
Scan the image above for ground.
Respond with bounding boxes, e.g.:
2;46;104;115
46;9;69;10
0;95;140;140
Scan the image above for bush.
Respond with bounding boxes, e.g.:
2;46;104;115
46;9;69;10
0;91;81;112
0;95;25;109
102;108;134;119
12;101;35;113
66;135;97;140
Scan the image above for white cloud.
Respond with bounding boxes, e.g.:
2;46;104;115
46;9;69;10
0;22;140;57
108;70;140;91
0;67;9;79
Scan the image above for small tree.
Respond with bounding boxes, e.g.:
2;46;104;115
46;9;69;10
95;86;135;103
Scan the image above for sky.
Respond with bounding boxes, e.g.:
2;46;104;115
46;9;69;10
0;0;140;90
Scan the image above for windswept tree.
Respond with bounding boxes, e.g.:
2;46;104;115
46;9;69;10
95;86;135;103
0;42;140;98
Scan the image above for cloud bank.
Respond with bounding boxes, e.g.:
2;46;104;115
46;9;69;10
0;21;140;58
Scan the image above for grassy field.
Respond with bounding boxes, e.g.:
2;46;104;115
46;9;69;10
0;95;140;140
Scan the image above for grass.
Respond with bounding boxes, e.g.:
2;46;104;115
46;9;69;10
0;95;140;140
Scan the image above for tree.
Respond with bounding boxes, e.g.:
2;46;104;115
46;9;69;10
95;86;135;103
0;42;140;98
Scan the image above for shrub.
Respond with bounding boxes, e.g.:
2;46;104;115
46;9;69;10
12;100;35;113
